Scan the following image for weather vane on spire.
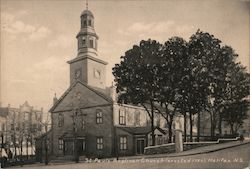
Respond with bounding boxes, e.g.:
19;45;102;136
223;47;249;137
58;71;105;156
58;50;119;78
86;0;88;10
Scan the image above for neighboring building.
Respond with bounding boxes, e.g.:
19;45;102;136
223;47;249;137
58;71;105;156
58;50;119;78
0;102;44;157
241;96;250;138
0;107;7;148
44;7;168;161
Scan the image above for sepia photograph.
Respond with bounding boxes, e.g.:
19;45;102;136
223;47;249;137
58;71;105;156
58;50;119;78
0;0;250;168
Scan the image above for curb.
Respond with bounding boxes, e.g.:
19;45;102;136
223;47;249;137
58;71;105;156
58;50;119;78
166;141;250;158
118;141;250;160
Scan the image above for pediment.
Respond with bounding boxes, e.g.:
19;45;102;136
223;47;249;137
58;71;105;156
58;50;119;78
50;82;112;112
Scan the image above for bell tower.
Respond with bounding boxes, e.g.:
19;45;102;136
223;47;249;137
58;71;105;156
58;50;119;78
77;8;98;57
68;4;107;89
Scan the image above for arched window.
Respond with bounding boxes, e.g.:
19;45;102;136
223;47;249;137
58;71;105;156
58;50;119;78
81;118;85;130
88;20;92;26
96;109;103;124
82;37;86;46
58;113;64;127
83;20;87;26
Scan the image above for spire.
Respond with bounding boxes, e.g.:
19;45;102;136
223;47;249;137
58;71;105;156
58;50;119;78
86;0;88;10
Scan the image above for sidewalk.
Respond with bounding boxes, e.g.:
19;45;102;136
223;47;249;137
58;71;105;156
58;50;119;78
118;140;250;160
7;140;250;168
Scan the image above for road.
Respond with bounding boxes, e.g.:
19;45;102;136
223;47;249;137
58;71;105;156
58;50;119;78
9;143;250;169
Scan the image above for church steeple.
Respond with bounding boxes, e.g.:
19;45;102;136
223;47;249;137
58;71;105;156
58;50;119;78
68;5;107;89
76;5;98;57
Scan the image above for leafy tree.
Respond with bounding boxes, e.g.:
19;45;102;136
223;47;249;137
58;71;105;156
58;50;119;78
223;100;249;134
187;30;220;141
112;39;162;146
156;37;188;143
188;30;250;139
221;62;250;134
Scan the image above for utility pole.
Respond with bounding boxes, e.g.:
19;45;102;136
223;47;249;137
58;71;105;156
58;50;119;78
72;109;79;163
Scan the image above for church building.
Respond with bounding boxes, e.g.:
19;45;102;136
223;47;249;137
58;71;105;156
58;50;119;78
41;6;168;161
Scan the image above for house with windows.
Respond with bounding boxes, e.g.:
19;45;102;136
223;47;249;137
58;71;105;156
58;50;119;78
0;102;43;158
38;6;168;162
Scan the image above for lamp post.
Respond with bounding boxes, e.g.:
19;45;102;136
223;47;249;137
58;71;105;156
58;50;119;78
39;121;51;165
44;124;48;165
72;109;79;163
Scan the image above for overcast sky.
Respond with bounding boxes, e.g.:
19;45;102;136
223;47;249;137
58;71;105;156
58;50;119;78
1;0;249;114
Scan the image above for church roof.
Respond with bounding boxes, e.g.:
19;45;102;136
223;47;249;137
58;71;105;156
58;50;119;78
49;81;113;113
81;9;94;17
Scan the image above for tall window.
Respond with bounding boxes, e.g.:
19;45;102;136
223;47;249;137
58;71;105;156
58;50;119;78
88;20;92;26
96;109;103;124
58;139;63;150
1;124;5;131
134;111;140;126
83;20;87;26
58;113;64;127
11;124;14;130
119;108;126;125
120;136;127;150
81;118;85;130
90;39;94;48
96;137;103;150
24;112;29;121
82;38;86;46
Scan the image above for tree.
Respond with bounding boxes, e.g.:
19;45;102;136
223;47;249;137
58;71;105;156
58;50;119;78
223;100;249;134
222;62;250;134
156;37;189;143
187;30;219;141
188;30;250;140
113;39;162;146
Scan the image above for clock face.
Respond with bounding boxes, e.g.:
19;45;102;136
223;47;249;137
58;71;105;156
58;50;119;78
94;69;101;79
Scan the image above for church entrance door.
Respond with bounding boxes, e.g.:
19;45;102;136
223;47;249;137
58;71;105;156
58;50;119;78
64;140;74;155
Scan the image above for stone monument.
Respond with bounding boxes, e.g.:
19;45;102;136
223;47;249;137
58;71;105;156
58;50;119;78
175;115;183;153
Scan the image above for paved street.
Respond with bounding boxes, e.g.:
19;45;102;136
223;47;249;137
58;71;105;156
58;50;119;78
8;143;250;169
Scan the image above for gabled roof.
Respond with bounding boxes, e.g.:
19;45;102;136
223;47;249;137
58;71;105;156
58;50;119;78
116;126;166;135
49;81;113;112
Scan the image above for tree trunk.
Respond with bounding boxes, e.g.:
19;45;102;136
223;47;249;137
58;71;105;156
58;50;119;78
184;113;187;142
210;112;214;140
20;140;23;167
230;124;234;135
150;101;155;146
218;112;222;135
189;113;193;142
197;112;200;142
168;122;172;143
168;115;174;143
26;138;29;159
